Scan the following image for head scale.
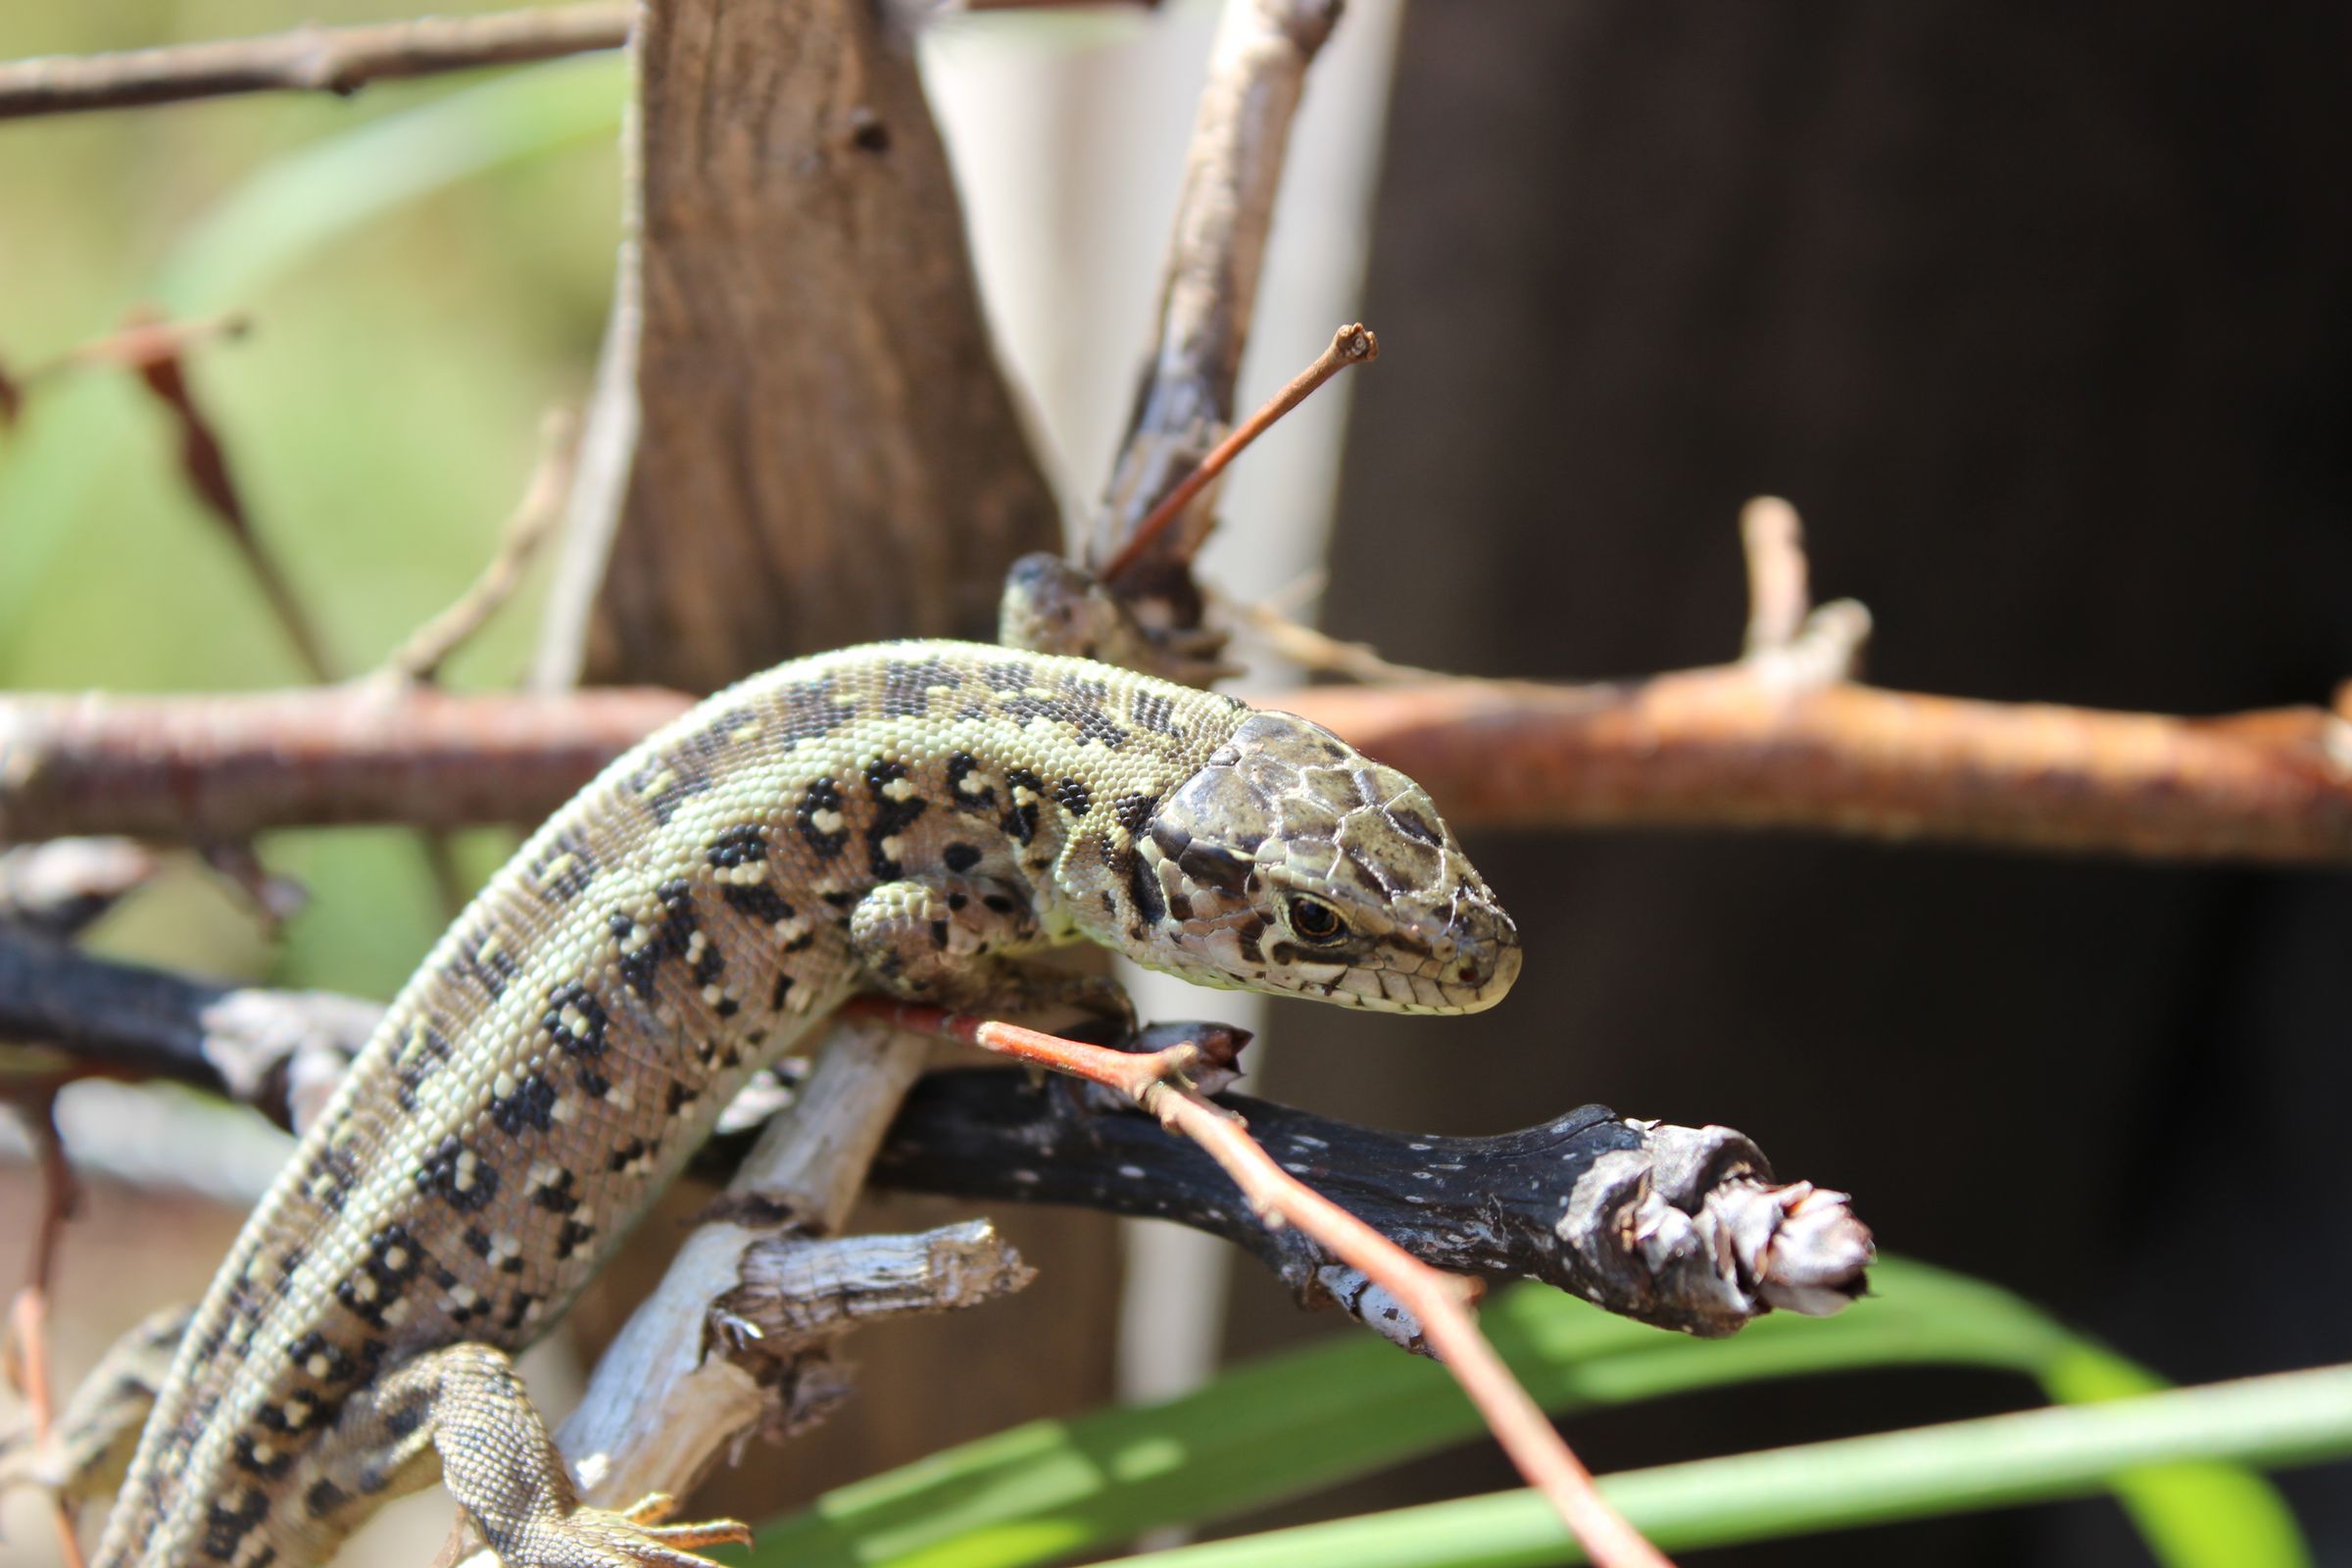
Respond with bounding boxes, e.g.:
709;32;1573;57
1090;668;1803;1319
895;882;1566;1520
1115;710;1519;1014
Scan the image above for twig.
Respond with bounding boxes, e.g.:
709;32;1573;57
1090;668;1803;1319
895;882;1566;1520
0;926;375;1134
112;306;335;682
4;1096;87;1568
1101;322;1379;584
0;5;633;120
0;839;161;938
383;411;579;684
1088;0;1346;582
851;1000;1678;1568
1739;496;1811;657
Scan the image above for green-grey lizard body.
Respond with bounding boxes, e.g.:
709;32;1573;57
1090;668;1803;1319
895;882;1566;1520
87;639;1519;1568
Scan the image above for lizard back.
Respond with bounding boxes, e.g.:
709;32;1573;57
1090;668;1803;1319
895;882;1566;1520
97;642;1247;1567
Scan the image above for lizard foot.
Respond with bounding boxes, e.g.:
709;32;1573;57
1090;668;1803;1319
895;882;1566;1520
525;1494;752;1568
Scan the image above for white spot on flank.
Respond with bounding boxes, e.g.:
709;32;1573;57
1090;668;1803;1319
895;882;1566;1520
882;776;919;802
811;808;846;835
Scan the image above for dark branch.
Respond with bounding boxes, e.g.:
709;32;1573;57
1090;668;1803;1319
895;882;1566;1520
865;1069;1868;1341
0;928;1864;1342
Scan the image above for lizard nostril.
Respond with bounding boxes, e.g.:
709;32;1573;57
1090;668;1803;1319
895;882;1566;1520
1455;963;1478;984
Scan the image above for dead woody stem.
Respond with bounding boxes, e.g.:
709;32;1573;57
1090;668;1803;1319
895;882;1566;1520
853;1000;1678;1568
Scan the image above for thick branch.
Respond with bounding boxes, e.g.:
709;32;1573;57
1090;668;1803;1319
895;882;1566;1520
0;937;1857;1341
0;5;631;120
5;676;2348;865
870;1070;1867;1339
0;685;690;843
1278;675;2352;865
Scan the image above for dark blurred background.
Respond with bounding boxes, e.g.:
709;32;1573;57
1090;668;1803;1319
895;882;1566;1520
1250;4;2352;1563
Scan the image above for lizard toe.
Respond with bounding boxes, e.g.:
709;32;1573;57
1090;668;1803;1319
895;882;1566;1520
517;1502;753;1568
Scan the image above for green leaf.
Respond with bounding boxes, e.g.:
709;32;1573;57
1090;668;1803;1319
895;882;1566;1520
751;1258;2307;1568
1086;1361;2352;1568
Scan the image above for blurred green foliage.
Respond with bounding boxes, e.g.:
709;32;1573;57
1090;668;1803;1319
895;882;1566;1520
0;4;625;997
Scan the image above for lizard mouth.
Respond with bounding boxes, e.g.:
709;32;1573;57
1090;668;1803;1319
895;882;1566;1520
1331;915;1522;1014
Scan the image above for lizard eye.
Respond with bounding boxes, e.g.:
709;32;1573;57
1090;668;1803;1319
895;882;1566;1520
1285;895;1348;946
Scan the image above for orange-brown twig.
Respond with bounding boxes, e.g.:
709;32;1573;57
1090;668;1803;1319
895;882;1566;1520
848;999;1677;1568
1101;323;1380;584
6;669;2348;865
6;1095;87;1568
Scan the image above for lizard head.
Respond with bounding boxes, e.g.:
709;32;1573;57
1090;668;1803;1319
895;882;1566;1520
1120;710;1520;1014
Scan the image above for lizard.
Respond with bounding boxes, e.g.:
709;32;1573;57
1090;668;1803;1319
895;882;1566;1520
60;638;1520;1568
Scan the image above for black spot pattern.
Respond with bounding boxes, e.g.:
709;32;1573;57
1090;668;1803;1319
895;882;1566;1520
286;1332;354;1387
232;1432;291;1480
979;662;1036;692
416;1134;499;1212
1054;776;1093;816
942;842;981;873
203;1486;270;1558
797;777;849;858
529;1167;579;1215
488;1072;557;1136
776;677;850;744
527;828;599;901
881;655;963;717
624;750;714;826
1000;690;1128;749
1113;791;1159;837
1131;690;1180;735
450;933;517;1001
1003;767;1045;845
710;823;797;924
542;980;610;1068
865;757;928;878
390;1023;453;1113
945;751;996;810
302;1144;359;1215
333;1224;422;1330
1125;843;1167;929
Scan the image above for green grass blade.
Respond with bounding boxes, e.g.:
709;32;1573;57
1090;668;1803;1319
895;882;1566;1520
751;1258;2301;1568
1089;1362;2352;1568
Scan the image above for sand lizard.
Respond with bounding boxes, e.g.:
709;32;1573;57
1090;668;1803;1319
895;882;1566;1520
66;639;1518;1568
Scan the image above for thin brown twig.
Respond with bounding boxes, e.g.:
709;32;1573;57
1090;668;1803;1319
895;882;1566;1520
0;5;633;121
5;1096;87;1568
384;411;580;684
112;306;334;682
1101;322;1378;584
850;999;1678;1568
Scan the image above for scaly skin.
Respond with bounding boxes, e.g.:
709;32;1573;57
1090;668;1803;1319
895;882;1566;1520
89;640;1518;1568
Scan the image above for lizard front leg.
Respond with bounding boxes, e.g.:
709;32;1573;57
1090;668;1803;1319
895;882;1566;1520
0;1303;192;1511
848;877;1133;1030
287;1343;747;1568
